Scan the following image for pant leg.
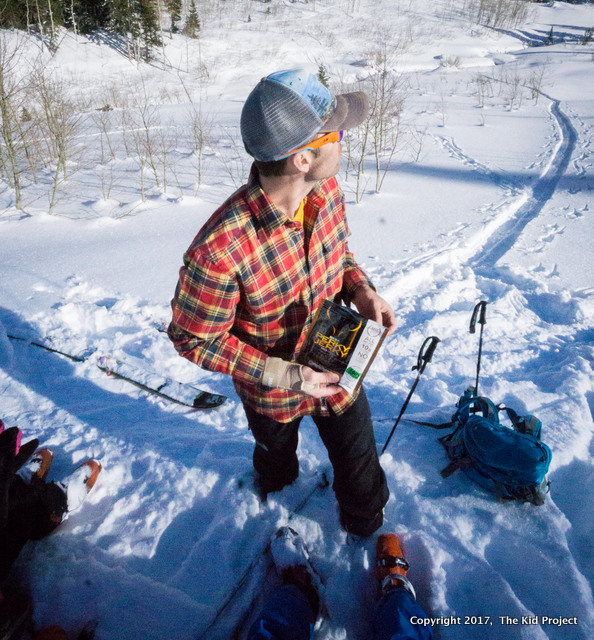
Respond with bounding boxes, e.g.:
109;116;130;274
373;588;433;640
246;585;314;640
243;403;302;494
312;388;389;524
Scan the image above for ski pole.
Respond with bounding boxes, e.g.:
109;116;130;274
381;336;440;455
469;301;488;397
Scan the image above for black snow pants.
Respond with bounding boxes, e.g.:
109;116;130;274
243;388;389;530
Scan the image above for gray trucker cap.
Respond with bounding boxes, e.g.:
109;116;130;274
240;68;369;162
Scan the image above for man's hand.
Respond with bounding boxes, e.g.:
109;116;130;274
262;357;341;398
300;365;342;398
352;286;397;336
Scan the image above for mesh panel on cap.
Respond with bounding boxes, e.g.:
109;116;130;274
241;79;324;162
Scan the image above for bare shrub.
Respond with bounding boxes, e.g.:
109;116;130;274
218;127;251;190
30;66;87;213
0;35;28;208
463;0;533;31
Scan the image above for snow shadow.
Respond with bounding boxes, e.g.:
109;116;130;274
0;306;233;469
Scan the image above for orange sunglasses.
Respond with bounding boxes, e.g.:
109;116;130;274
277;130;345;160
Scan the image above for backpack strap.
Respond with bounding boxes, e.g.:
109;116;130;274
403;418;454;429
440;456;473;478
474;396;498;421
454;394;498;423
500;407;543;439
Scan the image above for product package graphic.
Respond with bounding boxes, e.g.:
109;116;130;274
298;299;388;393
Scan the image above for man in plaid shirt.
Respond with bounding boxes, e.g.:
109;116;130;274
169;69;396;537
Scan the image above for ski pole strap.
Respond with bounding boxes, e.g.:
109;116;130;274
469;301;487;334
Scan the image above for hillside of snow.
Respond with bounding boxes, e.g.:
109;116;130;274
1;1;593;639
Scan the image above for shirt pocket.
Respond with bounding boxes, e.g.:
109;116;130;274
244;259;308;324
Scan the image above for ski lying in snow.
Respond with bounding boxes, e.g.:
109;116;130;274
7;334;226;409
196;472;330;640
229;540;331;640
96;356;226;409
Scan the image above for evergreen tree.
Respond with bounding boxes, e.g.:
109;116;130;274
183;0;200;39
66;0;111;34
108;0;160;61
0;1;28;29
108;0;132;38
138;0;161;53
317;63;330;88
166;0;181;34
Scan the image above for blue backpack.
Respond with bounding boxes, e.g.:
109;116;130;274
439;389;552;505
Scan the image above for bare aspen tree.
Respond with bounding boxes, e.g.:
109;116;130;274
366;64;406;193
187;104;213;188
0;38;23;208
344;117;372;204
33;68;85;213
92;106;117;199
0;35;32;209
16;102;42;184
463;0;533;31
156;118;179;193
122;78;177;199
406;126;428;163
341;31;410;200
219;127;251;190
527;63;548;105
124;103;156;199
178;72;213;188
337;83;371;203
93;106;117;162
68;0;78;36
33;0;45;45
136;100;161;189
505;68;524;110
472;72;493;108
45;0;58;50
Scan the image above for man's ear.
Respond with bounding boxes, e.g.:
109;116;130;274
288;151;312;176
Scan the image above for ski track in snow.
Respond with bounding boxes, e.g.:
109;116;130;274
1;8;594;640
368;88;594;640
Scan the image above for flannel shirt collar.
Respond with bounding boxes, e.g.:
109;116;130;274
246;164;327;235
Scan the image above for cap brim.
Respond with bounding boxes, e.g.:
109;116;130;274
319;91;369;132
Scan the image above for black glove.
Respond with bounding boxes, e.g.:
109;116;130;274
0;426;38;530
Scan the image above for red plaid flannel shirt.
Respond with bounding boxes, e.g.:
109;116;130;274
168;168;374;422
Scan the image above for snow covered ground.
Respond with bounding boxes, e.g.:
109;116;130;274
1;1;593;638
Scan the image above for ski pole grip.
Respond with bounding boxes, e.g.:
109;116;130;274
413;336;440;371
469;301;488;334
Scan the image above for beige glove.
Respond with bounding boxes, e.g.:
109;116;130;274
261;357;320;395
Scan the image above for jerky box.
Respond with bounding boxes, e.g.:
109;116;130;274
297;299;388;394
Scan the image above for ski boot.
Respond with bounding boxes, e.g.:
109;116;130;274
18;448;54;484
375;533;416;599
58;460;102;515
270;526;320;618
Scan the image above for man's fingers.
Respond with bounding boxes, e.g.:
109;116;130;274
300;366;341;398
315;371;341;385
301;382;342;398
383;309;398;336
302;367;340;385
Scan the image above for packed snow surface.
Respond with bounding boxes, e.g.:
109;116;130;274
1;1;593;639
